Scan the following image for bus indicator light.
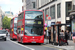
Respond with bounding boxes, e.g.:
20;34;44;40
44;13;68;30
21;28;23;31
12;29;13;31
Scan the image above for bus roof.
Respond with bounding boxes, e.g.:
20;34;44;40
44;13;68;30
11;16;18;20
18;10;43;15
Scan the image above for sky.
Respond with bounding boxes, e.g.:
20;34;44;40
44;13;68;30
0;0;22;15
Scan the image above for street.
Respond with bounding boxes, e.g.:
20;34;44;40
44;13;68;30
0;38;63;50
0;0;75;50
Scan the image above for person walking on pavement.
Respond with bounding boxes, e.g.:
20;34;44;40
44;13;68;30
44;30;46;38
72;30;75;43
65;30;69;45
69;31;71;40
48;27;51;43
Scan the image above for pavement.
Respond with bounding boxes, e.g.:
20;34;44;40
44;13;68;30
55;40;75;50
44;39;75;50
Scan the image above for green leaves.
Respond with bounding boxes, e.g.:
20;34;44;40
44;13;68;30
2;16;11;29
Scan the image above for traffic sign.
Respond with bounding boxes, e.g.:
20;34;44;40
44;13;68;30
46;15;48;17
47;17;51;20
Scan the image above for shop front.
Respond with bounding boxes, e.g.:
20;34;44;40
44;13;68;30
69;11;75;40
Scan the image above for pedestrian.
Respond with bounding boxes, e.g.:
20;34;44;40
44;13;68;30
69;31;71;40
59;30;65;43
44;30;46;38
72;30;75;43
48;27;51;43
60;30;65;36
65;30;69;45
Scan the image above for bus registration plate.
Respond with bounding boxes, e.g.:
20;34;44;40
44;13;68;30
32;41;36;43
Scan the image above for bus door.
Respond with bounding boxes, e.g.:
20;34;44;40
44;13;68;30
10;28;13;39
17;28;21;41
20;26;24;42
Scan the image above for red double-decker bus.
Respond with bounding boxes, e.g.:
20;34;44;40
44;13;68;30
17;10;45;44
10;17;18;40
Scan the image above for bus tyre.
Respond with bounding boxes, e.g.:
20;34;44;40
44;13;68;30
12;39;14;41
37;43;41;45
4;38;6;41
18;42;19;43
18;41;20;43
39;43;42;45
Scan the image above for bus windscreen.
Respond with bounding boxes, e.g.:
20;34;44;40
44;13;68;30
25;11;43;19
25;11;43;36
14;17;18;28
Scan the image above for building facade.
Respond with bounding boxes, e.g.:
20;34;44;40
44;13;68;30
0;6;5;28
69;0;75;33
22;0;37;11
37;0;72;30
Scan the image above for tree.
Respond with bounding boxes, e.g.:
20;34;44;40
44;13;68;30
2;16;11;29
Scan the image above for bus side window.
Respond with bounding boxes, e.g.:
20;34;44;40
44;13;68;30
18;28;21;34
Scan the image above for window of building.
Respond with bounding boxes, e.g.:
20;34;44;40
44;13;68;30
66;2;72;17
57;4;61;18
32;2;35;8
50;5;55;19
45;8;49;20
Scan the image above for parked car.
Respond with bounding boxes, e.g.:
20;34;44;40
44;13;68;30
0;30;8;41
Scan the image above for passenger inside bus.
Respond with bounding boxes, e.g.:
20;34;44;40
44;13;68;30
35;16;42;19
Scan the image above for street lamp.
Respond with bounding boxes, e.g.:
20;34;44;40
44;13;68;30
46;15;51;44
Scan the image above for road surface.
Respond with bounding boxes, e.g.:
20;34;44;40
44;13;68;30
0;38;63;50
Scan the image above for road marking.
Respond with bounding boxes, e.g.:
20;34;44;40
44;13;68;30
59;49;63;50
9;40;35;50
43;45;63;50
